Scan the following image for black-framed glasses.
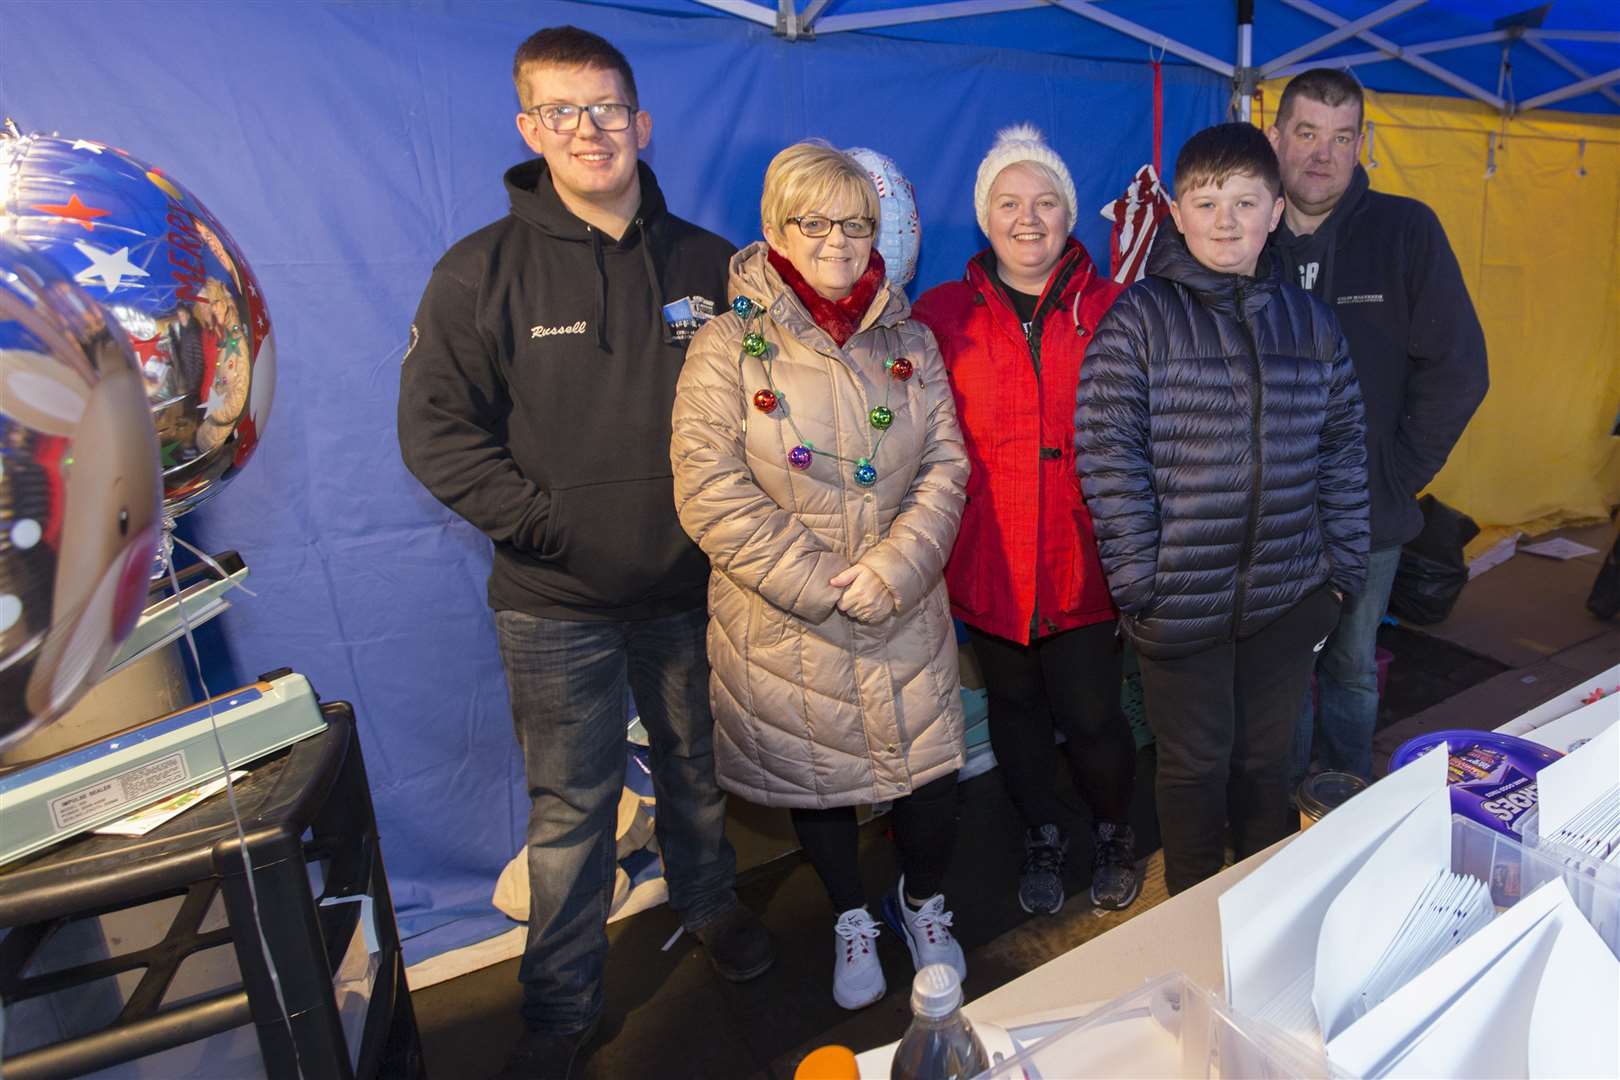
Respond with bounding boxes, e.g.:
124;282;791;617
786;215;876;239
525;102;635;132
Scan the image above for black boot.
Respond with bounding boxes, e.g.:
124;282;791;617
691;903;775;981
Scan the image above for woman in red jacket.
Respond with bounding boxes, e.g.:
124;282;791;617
913;125;1139;914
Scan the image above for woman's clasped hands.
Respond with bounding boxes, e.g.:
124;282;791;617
829;564;895;623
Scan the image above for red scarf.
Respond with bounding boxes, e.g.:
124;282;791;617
767;247;887;348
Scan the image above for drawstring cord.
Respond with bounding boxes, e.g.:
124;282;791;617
588;227;609;352
637;217;675;345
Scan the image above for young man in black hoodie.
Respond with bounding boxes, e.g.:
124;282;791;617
1269;69;1488;785
397;26;770;1080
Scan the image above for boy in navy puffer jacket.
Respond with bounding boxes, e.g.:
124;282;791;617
1076;124;1370;894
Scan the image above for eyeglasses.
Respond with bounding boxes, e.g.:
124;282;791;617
525;102;636;132
786;215;876;239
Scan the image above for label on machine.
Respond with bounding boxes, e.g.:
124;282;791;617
48;751;189;829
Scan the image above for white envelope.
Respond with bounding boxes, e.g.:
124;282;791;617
1527;891;1620;1079
1376;913;1558;1078
1372;886;1619;1079
1523;692;1619;754
1326;879;1603;1078
1312;787;1454;1042
1535;710;1620;836
1221;746;1448;1017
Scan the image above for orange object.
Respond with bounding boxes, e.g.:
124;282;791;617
794;1044;860;1080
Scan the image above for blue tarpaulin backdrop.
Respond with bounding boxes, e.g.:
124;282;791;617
0;0;1226;964
4;0;1610;966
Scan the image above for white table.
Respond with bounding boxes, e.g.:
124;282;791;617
857;661;1618;1075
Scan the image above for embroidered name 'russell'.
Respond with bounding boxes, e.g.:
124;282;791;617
532;321;588;338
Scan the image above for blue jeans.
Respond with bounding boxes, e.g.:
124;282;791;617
495;606;737;1034
1293;546;1402;784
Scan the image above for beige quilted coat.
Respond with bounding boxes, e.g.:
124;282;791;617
671;243;969;809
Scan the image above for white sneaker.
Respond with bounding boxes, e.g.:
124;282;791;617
832;907;885;1010
882;876;966;982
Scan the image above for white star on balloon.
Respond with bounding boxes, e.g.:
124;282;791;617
70;139;104;153
73;240;149;293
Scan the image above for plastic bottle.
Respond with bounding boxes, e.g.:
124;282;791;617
889;964;988;1080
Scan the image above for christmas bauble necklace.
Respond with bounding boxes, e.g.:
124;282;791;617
731;295;913;487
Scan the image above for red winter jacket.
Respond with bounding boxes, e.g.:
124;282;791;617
913;242;1121;643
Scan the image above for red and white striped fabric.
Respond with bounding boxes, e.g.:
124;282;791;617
1099;164;1170;285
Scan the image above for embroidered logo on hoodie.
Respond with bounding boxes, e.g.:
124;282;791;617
531;321;588;339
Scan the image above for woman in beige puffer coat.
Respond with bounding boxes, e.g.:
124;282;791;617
671;142;969;1011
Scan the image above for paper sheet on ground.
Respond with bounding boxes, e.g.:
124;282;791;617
1220;747;1447;1019
1519;537;1602;560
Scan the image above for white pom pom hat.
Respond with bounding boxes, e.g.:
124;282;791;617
973;123;1078;236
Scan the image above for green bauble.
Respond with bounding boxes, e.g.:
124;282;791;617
742;331;768;357
869;405;894;430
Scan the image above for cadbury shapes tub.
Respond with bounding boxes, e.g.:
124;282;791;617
1390;730;1563;837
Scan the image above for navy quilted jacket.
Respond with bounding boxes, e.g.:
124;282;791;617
1075;229;1370;660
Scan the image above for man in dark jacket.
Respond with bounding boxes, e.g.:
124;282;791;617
1269;69;1489;783
1077;123;1369;895
397;26;770;1080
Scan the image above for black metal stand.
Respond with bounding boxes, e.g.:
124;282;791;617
0;699;424;1079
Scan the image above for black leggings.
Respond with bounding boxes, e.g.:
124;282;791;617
968;621;1136;831
790;772;959;914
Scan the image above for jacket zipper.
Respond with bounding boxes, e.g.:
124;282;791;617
1232;284;1264;641
1027;302;1050;639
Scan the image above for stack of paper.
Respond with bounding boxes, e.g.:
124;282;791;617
1311;788;1494;1042
1348;871;1492;1020
1220;738;1620;1077
1536;715;1620;872
1326;878;1620;1078
1220;745;1450;1041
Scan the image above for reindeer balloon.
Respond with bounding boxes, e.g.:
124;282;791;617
0;237;162;746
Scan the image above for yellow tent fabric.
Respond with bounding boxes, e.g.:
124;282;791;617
1255;82;1620;532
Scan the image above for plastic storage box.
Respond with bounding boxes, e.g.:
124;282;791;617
1456;808;1620;957
982;971;1334;1079
1512;804;1620;943
981;815;1620;1079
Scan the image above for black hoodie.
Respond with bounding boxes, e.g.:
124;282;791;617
398;159;734;619
1272;166;1488;550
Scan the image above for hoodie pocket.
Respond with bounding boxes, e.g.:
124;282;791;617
542;476;706;605
538;489;565;561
